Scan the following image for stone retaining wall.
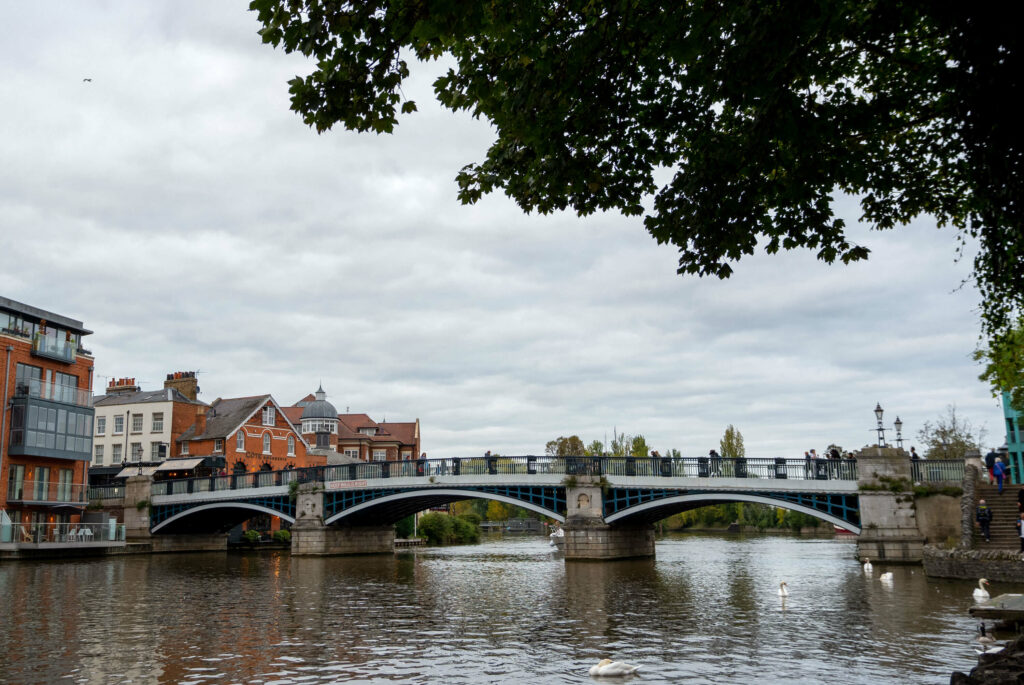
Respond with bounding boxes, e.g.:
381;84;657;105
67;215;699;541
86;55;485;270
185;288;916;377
564;520;654;560
923;545;1024;581
291;525;394;556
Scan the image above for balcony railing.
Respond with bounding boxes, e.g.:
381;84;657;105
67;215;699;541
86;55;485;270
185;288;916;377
0;521;125;545
31;335;76;363
6;479;88;505
13;378;93;408
88;485;125;500
912;459;966;483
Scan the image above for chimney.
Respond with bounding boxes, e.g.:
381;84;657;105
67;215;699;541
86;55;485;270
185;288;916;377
194;405;208;436
106;377;140;396
164;370;199;401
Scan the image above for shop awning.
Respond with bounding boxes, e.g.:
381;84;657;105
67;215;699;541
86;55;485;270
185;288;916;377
156;458;205;472
114;466;160;478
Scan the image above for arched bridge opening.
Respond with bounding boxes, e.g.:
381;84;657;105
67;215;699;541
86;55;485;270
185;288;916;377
323;486;566;526
602;490;861;533
151;499;296;534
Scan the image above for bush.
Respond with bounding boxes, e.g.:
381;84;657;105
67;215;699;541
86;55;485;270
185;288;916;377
418;512;480;545
457;512;482;526
272;529;291;543
242;529;261;544
395;515;415;539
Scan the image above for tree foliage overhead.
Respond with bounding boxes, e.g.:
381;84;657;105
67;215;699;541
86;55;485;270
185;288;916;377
250;1;1023;356
719;425;745;459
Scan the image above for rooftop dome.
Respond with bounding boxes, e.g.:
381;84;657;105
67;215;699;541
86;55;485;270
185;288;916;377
300;385;338;421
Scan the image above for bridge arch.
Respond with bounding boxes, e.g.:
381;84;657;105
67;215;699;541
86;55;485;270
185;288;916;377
152;502;296;534
324;488;565;526
604;492;861;534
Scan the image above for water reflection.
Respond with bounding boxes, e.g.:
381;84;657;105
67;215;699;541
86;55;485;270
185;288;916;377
0;533;1013;684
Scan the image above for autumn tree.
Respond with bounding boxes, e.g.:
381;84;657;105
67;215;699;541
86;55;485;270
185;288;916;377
251;1;1024;384
545;435;586;456
916;405;987;460
585;440;605;457
719;426;745;459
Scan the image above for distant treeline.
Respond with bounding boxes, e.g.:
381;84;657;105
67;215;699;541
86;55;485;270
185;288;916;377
664;502;824;531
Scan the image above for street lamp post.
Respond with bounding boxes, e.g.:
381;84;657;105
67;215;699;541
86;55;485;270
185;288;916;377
874;403;887;447
894;416;904;449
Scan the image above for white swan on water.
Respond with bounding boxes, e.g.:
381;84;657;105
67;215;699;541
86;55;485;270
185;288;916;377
973;578;991;601
589;659;640;677
862;558;873;574
778;581;789;597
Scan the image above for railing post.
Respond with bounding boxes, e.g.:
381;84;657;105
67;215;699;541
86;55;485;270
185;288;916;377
660;457;671;477
380;461;390;479
527;456;536;474
774;458;787;479
417;458;425;477
735;457;747;478
487;456;497;475
452;457;461;476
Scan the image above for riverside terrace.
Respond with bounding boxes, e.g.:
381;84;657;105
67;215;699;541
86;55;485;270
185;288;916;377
120;451;967;560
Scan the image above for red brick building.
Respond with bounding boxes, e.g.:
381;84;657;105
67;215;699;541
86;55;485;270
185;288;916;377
1;296;95;536
283;386;420;461
176;395;322;472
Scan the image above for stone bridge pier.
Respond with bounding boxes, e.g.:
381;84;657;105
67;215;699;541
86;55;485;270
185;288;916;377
855;447;926;563
563;480;655;560
290;484;394;556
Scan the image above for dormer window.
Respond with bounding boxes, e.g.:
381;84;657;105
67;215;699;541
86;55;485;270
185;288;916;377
262;406;276;426
359;427;377;436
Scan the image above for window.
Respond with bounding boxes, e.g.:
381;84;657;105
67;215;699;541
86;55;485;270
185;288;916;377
94;444;104;465
7;402;92;458
262;433;271;454
262;406;276;426
57;469;73;501
236;431;245;451
131;414;143;433
131;442;143;460
112;444;122;462
113;415;124;434
151;442;164;460
181;440;189;456
214;438;223;453
360;427;377;436
344;448;359;460
152;413;163;432
373;449;386;460
96;416;106;435
287;435;295;456
33;467;50;500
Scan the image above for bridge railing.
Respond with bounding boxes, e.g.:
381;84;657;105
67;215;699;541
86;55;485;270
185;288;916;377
150;456;860;495
911;459;965;483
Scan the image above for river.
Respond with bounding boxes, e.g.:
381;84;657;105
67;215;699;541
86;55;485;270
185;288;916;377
0;533;1007;684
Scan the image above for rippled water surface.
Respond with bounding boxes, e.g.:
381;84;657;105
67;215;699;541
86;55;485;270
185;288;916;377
0;534;1010;684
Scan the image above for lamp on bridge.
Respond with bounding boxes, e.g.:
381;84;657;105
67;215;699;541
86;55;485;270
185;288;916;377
893;416;904;449
874;403;887;447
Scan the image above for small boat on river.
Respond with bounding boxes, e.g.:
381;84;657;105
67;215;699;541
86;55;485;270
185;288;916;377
549;526;564;548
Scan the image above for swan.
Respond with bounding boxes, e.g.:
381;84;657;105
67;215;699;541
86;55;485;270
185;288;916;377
589;659;640;677
973;578;991;601
879;572;893;581
862;558;873;573
778;581;789;597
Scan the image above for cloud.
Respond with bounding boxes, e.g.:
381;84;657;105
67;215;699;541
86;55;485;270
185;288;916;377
0;2;1006;458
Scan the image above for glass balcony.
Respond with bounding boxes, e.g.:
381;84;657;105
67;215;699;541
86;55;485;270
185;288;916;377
14;378;93;408
31;334;76;363
6;479;88;505
0;521;126;546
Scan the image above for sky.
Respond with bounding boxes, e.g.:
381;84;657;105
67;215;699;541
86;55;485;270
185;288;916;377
0;3;1006;458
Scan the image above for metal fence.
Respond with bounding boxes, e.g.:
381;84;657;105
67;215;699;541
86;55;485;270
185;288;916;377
0;521;126;544
149;456;861;496
911;459;965;483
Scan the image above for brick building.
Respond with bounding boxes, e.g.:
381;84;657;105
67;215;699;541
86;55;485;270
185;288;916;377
91;372;207;485
176;395;321;472
1;296;95;536
284;386;420;461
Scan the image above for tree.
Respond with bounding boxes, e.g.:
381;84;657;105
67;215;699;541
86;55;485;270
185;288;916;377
975;323;1024;412
251;2;1023;371
485;499;510;521
584;440;605;457
629;435;650;458
916;405;987;460
719;426;745;459
545;435;586;456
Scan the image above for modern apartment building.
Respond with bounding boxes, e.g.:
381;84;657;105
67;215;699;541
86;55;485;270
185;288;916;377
1002;392;1023;485
1;296;95;533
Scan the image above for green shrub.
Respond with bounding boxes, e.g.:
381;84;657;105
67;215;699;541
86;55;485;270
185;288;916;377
418;512;454;544
452;516;481;543
395;515;415;539
457;512;482;526
272;529;291;543
242;529;261;544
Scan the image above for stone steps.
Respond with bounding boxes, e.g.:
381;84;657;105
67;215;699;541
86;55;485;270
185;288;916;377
973;481;1022;548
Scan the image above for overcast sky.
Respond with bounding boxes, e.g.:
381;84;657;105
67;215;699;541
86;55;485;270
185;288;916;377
0;3;1006;458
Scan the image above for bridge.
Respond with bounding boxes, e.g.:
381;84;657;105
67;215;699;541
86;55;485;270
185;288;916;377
121;448;964;560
